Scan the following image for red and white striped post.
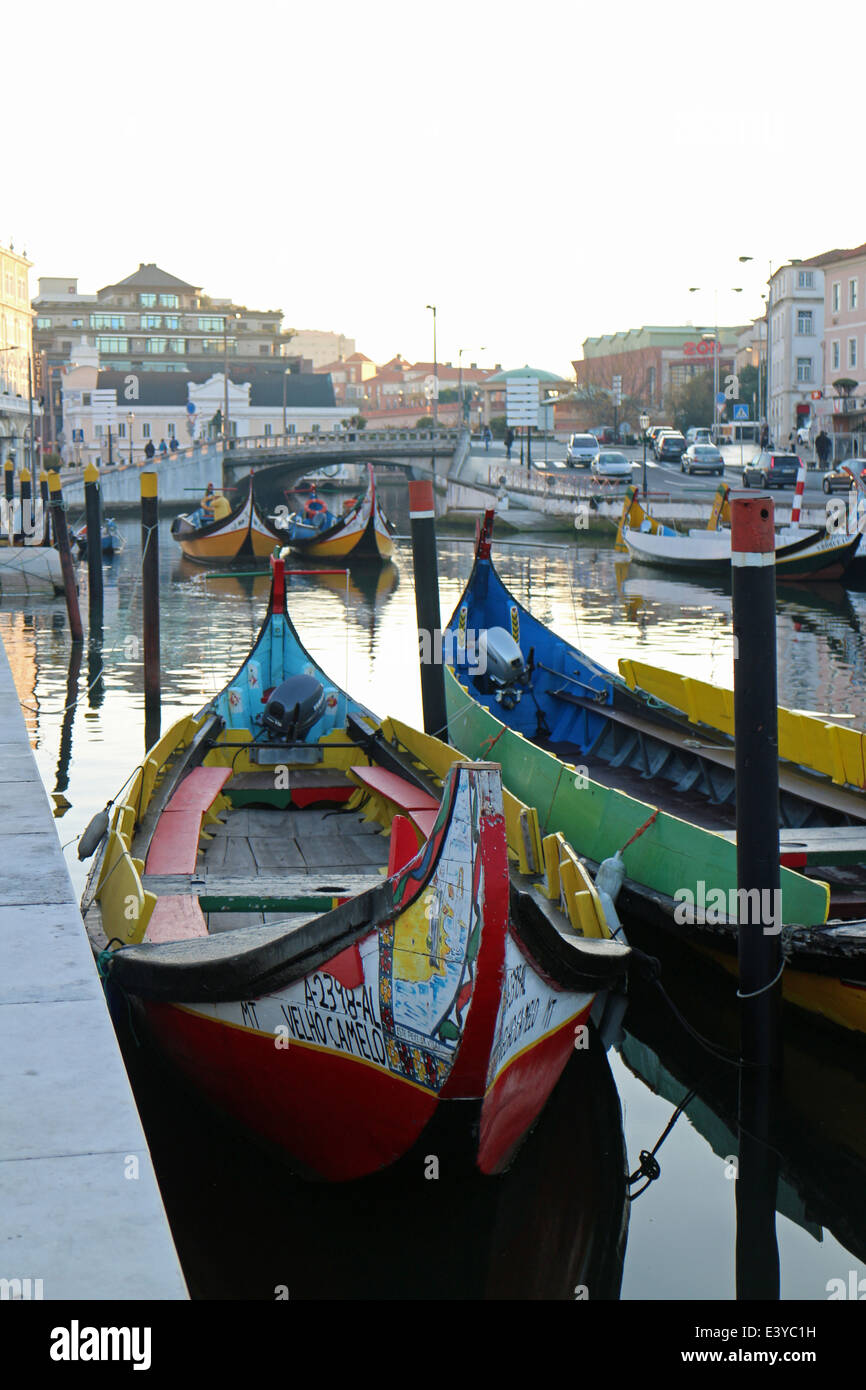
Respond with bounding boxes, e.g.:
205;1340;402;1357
790;460;807;528
730;492;782;1300
409;478;448;740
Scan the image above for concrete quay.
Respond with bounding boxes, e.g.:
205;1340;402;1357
0;636;187;1300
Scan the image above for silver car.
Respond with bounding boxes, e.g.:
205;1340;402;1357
566;433;601;468
592;450;633;482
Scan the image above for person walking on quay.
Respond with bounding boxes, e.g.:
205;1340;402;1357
158;438;168;458
760;422;770;450
505;426;515;460
815;428;831;470
788;430;797;455
144;438;156;461
483;425;493;451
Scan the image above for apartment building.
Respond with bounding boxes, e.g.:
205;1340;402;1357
0;241;39;464
766;260;824;445
578;325;740;412
817;242;866;455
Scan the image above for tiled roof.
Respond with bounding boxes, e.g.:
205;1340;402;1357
99;263;199;293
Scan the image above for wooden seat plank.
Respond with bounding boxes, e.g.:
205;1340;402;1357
146;894;208;943
349;764;440;811
166;766;232;812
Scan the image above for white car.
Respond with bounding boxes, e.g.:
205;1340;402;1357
566;433;601;467
592;450;633;482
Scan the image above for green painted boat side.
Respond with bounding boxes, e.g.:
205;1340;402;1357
444;668;830;928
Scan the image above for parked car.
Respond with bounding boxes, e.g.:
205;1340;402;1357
591;450;633;482
589;426;615;445
822;464;866;494
797;424;812;445
685;427;713;446
741;451;800;489
566;433;601;467
655;432;687;462
681;444;725;477
647;425;673;455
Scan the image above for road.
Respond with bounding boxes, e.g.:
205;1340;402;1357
471;439;838;499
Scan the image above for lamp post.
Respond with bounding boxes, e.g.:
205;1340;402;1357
127;411;134;467
689;284;743;441
458;345;486;426
223;311;242;444
282;367;291;437
425;305;438;428
639;411;651;498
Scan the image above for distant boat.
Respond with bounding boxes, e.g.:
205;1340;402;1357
276;464;395;560
73;517;124;560
170;476;281;565
619;485;863;582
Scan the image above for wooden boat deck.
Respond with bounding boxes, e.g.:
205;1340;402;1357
145;804;390;934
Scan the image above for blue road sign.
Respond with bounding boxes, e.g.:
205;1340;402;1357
733;404;748;420
715;391;726;406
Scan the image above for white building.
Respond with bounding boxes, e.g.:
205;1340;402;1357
1;242;41;466
767;260;824;446
283;329;356;369
60;353;351;467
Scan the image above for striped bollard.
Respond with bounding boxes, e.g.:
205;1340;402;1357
3;457;13;538
409;478;448;740
790;460;807;528
84;462;104;622
731;492;781;1301
19;466;32;544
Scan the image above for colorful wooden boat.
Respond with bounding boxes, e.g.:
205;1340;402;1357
83;556;629;1179
276;464;394;560
618;484;863;581
73;516;124;559
440;510;866;1034
171;476;282;564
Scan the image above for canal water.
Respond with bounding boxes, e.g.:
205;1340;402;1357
3;479;865;1300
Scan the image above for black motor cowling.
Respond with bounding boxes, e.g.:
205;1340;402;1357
262;675;326;741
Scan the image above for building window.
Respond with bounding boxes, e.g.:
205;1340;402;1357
167;423;175;436
286;423;296;435
832;282;841;313
139;293;157;307
198;317;225;332
796;357;813;382
832;340;841;370
797;310;812;335
90;314;126;330
71;318;83;328
141;315;162;329
849;338;858;369
163;316;179;330
146;338;168;354
142;423;151;438
36;316;52;329
158;294;179;308
201;339;220;354
117;422;126;439
97;337;129;353
94;423;103;437
797;270;814;289
168;338;186;353
850;279;859;310
264;423;272;436
82;392;91;405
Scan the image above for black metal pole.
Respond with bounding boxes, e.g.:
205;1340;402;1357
84;462;104;623
526;425;532;470
141;471;161;748
48;471;84;642
731;492;782;1300
409;479;447;739
642;433;648;499
107;425;113;468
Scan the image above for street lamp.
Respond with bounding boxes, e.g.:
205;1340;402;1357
223;311;242;444
458;345;486;426
639;411;651;498
127;411;135;467
689;286;742;441
425;305;438;428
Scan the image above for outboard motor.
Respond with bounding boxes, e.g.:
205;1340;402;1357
262;674;326;741
473;626;529;709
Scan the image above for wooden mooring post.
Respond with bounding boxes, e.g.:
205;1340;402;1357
409;478;447;740
84;463;104;622
141;471;161;747
730;492;782;1300
48;471;84;643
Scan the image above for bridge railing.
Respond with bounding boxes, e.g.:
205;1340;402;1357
225;429;461;453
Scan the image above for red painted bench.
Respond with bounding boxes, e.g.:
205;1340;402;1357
350;765;441;861
146;894;209;943
145;766;232;875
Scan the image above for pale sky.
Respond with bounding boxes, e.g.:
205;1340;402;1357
10;0;866;378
